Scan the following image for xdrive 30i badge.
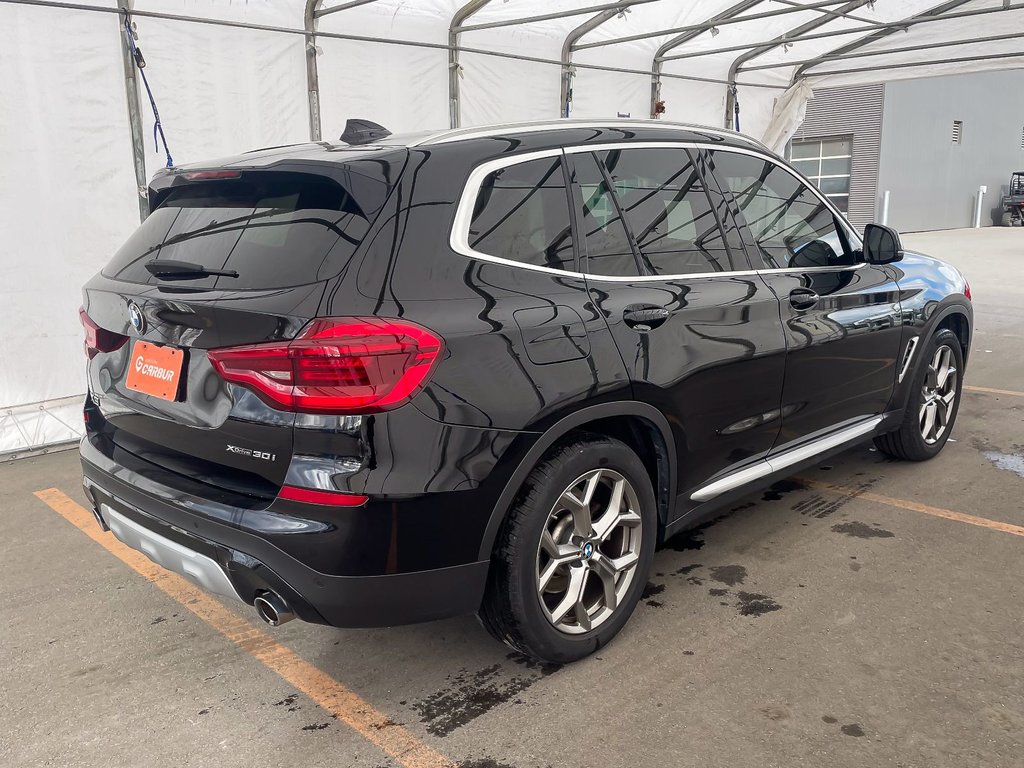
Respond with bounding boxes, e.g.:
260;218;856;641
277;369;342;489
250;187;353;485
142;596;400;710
226;445;276;462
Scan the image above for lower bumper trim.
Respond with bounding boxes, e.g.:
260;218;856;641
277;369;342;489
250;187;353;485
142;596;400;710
101;504;242;603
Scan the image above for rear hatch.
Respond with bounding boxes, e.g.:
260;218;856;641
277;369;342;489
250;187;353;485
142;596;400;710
82;146;407;499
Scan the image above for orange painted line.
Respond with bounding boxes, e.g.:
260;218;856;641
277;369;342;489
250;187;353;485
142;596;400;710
965;385;1024;398
801;480;1024;538
33;488;455;768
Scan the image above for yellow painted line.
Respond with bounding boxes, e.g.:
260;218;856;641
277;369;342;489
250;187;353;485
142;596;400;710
964;385;1024;398
33;488;455;768
801;480;1024;538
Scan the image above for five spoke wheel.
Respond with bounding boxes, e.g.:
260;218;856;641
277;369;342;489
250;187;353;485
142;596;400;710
920;344;957;445
536;469;643;634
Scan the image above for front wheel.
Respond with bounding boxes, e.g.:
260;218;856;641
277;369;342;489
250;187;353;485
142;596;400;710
874;328;964;461
479;436;657;663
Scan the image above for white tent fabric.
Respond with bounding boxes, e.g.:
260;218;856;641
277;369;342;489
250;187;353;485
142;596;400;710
2;0;1022;454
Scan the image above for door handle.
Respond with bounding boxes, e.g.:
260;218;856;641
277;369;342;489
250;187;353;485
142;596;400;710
623;304;670;331
788;288;819;311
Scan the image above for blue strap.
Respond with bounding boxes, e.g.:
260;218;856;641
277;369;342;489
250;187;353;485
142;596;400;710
123;16;173;169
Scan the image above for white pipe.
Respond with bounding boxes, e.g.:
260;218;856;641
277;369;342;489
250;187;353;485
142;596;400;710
974;185;987;228
881;190;890;225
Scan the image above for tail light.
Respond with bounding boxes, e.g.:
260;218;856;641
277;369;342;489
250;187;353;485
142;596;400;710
964;280;972;301
80;307;128;359
207;317;444;414
277;486;368;506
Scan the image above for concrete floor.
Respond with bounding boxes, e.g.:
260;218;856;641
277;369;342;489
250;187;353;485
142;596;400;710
3;228;1022;768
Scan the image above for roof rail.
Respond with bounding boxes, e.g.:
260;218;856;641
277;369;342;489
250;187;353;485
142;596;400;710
411;119;770;151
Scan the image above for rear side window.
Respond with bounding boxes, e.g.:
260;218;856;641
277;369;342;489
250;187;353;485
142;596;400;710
571;152;638;277
599;147;740;275
104;169;389;290
469;157;575;271
709;150;854;269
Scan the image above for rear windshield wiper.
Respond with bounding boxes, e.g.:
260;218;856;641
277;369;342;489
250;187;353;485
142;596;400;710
145;259;239;280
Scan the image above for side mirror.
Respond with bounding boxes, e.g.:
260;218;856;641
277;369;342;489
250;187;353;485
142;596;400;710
863;223;903;264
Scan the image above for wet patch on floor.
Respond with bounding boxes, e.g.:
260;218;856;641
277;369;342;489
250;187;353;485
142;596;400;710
831;521;895;539
664;516;727;552
709;564;747;586
762;479;807;501
791;477;879;519
301;722;330;731
840;723;866;737
642;582;665;599
274;694;299;708
736;591;782;617
458;758;520;768
709;587;729;597
675;563;702;575
822;715;838;724
505;652;561;677
412;663;547;737
982;450;1024;478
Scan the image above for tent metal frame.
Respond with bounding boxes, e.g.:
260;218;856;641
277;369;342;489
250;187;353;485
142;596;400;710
3;0;1023;161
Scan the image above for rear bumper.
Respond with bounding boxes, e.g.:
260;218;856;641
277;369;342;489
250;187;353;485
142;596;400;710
80;441;489;628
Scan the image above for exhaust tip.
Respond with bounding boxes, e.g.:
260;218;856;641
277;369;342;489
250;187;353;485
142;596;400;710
254;592;295;627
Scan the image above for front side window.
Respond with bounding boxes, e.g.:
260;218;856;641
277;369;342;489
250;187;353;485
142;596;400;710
710;150;854;270
599;147;738;275
469;157;574;271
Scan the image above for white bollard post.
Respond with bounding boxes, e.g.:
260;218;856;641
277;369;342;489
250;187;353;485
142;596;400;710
974;185;987;228
881;190;890;225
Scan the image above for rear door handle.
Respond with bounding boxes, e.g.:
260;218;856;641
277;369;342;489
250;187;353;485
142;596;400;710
623;305;671;331
788;288;819;311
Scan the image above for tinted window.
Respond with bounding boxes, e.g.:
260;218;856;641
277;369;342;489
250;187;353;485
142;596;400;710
469;158;574;271
600;148;738;275
710;150;854;269
571;152;638;277
104;171;379;290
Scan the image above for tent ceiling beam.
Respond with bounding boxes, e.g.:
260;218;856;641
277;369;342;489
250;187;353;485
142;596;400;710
561;8;626;118
793;48;1024;78
725;0;874;128
457;0;659;34
789;0;974;81
661;2;1024;63
743;30;1024;73
574;0;860;52
315;0;381;20
649;0;767;119
773;0;880;26
450;0;492;128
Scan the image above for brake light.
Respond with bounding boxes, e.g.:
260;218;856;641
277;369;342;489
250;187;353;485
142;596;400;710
79;307;128;359
207;317;444;414
277;486;369;506
964;280;972;301
181;170;241;181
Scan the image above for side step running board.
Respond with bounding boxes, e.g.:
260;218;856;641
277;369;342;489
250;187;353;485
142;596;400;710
690;416;884;503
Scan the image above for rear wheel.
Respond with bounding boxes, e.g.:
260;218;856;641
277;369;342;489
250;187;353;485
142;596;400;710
479;436;657;663
1002;211;1013;226
874;328;963;461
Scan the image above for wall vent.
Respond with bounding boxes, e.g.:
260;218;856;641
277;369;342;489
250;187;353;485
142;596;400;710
952;120;963;144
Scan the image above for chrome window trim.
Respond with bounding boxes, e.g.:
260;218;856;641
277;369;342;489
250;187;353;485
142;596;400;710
689;416;884;503
450;141;866;282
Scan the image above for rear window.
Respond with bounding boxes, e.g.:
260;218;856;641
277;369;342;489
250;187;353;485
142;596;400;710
104;169;391;290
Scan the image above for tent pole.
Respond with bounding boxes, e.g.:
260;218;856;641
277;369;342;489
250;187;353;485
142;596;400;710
561;9;621;119
724;0;873;129
303;1;322;142
449;0;491;129
650;0;766;120
116;0;148;221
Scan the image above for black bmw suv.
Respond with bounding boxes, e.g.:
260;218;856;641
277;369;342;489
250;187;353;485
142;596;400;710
80;119;972;663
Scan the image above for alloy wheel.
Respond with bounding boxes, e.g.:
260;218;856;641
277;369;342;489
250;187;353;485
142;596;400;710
920;344;958;445
535;469;643;634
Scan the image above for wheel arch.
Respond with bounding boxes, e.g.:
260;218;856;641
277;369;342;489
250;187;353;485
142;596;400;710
476;402;677;561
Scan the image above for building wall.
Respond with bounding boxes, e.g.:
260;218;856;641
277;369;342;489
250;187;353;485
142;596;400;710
792;83;884;230
878;70;1024;232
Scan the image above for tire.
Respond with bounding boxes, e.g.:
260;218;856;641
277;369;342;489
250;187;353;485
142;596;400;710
1001;211;1013;226
874;328;964;461
479;435;657;663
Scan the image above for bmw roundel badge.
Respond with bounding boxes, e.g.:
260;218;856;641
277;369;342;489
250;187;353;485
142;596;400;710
128;301;145;334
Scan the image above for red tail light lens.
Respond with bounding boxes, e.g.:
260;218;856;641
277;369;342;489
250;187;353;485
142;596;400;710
964;280;972;301
79;307;128;359
207;317;444;414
